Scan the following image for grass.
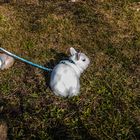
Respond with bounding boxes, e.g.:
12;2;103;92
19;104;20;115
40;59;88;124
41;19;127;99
0;0;140;139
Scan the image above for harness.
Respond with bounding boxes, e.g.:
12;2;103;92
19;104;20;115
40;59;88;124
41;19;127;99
60;59;82;77
60;59;75;65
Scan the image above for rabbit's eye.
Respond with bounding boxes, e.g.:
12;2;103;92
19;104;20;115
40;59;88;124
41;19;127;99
82;59;86;62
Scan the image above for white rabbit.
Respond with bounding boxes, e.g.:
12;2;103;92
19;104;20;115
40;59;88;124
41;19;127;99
50;47;90;97
0;53;15;70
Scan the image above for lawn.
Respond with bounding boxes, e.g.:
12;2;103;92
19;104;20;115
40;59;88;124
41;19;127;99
0;0;140;139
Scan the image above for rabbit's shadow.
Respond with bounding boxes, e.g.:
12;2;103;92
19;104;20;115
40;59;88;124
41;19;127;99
43;49;68;88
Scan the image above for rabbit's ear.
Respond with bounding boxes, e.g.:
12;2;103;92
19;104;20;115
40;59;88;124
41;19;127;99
0;60;2;67
70;47;77;55
76;52;81;60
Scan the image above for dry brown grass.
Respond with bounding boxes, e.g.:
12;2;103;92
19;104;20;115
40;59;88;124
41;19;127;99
0;122;7;140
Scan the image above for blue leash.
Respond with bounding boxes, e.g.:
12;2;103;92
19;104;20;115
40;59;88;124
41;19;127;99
0;47;52;72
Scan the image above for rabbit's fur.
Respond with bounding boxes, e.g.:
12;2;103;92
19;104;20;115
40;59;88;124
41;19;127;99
0;53;15;70
50;47;90;97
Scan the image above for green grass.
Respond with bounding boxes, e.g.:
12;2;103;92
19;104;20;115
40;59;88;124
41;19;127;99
0;0;140;140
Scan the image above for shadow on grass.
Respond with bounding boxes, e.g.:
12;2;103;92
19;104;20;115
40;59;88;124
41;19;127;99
0;92;97;140
45;99;97;140
47;120;72;140
68;100;97;140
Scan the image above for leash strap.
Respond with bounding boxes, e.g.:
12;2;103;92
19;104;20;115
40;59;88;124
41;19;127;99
0;47;52;72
